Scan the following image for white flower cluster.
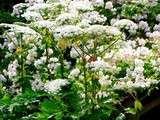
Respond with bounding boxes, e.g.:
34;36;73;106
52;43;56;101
26;47;38;64
22;11;43;21
153;23;160;31
55;13;79;25
69;68;80;78
138;21;150;32
105;1;113;10
47;57;60;74
82;11;107;24
26;3;51;12
92;0;104;7
44;79;69;93
0;74;6;82
3;60;19;79
31;74;44;91
68;0;93;12
25;0;44;5
114;42;151;61
34;56;47;68
113;19;138;34
70;47;82;58
53;25;84;40
86;25;122;38
98;75;111;86
86;59;110;71
31;20;56;31
12;3;30;17
147;31;160;40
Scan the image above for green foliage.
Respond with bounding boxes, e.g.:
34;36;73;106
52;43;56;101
148;3;160;27
121;4;146;19
0;90;48;120
0;10;25;23
134;100;143;111
144;62;156;78
115;61;130;78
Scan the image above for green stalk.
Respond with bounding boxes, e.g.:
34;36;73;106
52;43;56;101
60;52;64;78
82;58;88;104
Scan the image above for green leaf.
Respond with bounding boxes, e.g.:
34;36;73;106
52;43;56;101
125;108;137;115
0;95;11;105
134;100;143;111
41;100;60;114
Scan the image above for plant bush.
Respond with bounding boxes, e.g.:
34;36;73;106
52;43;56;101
0;0;160;120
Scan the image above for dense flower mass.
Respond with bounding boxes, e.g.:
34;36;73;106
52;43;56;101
44;79;69;93
0;0;160;119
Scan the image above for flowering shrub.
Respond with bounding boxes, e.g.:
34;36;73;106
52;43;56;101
0;0;160;119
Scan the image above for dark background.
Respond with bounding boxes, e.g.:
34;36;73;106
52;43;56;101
0;0;23;11
0;0;25;23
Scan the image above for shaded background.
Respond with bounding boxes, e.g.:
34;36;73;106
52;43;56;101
0;0;23;11
0;0;24;23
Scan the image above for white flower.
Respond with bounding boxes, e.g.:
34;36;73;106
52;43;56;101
53;25;83;40
7;60;19;79
133;67;144;75
136;46;151;56
70;47;81;58
34;59;43;68
138;21;150;32
78;19;90;28
137;38;146;46
82;11;107;24
99;75;111;86
110;18;118;25
26;47;37;64
105;26;122;36
115;46;137;60
34;56;46;68
86;25;122;38
153;24;160;31
43;48;54;56
113;19;138;34
55;13;78;25
68;0;93;12
156;14;160;22
86;25;106;36
12;3;30;17
147;31;160;39
31;20;56;31
0;74;6;82
69;68;80;78
22;11;43;21
31;78;44;91
92;0;104;7
26;3;51;12
47;57;60;74
105;1;113;10
86;59;110;71
49;57;59;63
25;0;44;5
44;79;69;93
0;24;41;37
134;59;144;67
